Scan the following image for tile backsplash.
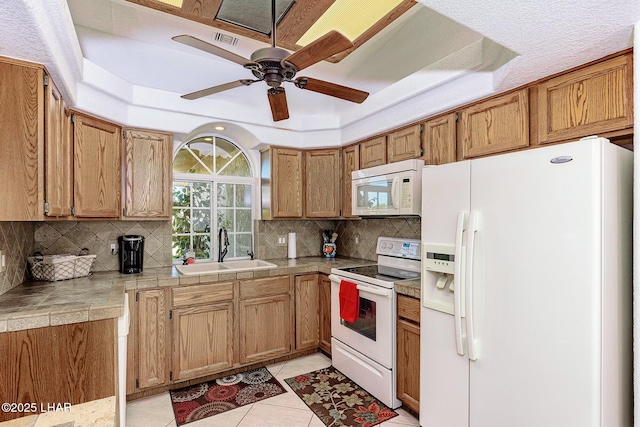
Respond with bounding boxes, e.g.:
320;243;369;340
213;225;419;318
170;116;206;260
0;222;35;295
0;222;34;295
0;217;422;294
336;217;421;261
256;217;421;262
255;220;339;260
34;221;173;272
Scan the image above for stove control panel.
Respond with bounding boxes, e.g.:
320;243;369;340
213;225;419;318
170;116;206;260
377;237;421;260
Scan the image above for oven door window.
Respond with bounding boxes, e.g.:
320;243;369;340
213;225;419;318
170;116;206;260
341;296;376;341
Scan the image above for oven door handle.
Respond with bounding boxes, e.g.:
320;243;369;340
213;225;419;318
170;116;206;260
328;275;393;298
356;284;392;298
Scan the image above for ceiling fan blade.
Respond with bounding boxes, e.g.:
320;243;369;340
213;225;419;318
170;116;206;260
296;77;369;103
268;88;290;121
283;30;353;71
172;35;258;68
182;80;255;100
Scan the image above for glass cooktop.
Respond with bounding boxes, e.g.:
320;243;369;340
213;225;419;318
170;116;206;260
337;264;420;282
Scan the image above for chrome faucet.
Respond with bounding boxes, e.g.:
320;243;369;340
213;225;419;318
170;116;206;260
218;227;229;262
247;234;254;260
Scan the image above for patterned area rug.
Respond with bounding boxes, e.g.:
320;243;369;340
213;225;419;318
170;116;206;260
285;366;398;427
169;367;286;425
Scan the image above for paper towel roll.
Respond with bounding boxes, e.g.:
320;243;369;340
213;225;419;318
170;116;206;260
288;232;297;259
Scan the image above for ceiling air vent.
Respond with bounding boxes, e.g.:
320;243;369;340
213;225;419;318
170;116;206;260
214;32;239;46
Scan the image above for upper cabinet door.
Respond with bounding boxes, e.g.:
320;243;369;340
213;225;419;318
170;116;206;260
123;128;173;219
271;148;304;218
537;54;633;144
359;136;387;169
460;88;529;159
387;124;422;163
0;59;44;221
305;149;340;218
341;145;359;218
73;114;121;218
423;113;457;165
44;78;72;217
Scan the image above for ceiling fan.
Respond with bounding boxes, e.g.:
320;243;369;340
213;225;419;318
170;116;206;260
172;0;369;121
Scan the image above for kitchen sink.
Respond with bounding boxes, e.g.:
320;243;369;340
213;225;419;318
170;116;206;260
221;259;277;270
175;259;277;275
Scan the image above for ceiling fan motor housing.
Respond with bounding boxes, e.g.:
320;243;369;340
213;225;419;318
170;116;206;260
249;47;297;87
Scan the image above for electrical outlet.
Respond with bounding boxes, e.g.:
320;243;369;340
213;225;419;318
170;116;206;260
355;234;360;245
0;250;5;273
110;243;117;255
277;235;287;246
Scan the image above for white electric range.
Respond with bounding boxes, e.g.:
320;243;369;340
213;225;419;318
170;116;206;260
329;237;421;409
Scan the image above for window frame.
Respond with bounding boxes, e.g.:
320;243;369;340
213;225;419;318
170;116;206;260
172;135;256;264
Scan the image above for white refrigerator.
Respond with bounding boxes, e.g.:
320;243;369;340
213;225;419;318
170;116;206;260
419;137;632;427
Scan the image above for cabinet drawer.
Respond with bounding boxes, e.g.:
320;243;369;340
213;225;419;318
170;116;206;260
172;282;234;308
240;276;290;300
397;294;420;324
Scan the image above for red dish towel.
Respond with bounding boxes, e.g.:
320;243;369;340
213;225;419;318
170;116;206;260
339;280;360;323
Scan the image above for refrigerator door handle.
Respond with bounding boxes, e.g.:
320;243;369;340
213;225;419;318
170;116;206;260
465;211;481;361
454;211;467;356
391;176;400;209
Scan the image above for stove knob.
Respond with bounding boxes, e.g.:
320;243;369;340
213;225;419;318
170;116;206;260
381;242;387;249
388;243;394;250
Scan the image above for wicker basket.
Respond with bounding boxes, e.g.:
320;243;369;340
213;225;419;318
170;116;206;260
28;249;96;282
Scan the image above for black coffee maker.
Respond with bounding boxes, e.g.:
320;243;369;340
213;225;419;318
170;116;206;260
118;235;145;274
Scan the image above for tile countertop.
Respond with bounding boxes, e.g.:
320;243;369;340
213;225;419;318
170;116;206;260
0;256;421;333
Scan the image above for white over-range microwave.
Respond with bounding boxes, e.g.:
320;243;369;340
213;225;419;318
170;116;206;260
352;159;424;216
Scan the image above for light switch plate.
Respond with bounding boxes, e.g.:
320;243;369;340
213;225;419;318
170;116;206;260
0;250;5;273
277;236;287;246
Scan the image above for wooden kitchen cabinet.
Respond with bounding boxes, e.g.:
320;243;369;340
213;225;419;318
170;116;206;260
423;113;457;165
72;113;121;218
171;282;235;381
537;54;633;144
360;136;387;168
172;303;234;381
295;274;319;350
136;288;169;389
318;274;332;355
239;276;293;364
266;147;304;218
123;128;173;219
460;88;529;159
388;124;422;163
341;144;360;218
0;58;46;221
0;319;117;422
44;78;73;217
397;294;420;413
305;149;341;218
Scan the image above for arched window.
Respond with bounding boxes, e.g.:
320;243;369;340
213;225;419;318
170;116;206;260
172;136;254;262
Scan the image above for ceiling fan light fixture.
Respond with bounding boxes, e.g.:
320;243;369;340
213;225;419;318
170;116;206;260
214;126;226;131
296;0;404;46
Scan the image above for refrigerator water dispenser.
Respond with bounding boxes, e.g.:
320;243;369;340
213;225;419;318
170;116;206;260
422;243;460;314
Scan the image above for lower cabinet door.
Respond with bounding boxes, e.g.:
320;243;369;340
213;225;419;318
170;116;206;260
295;274;319;350
397;318;420;413
172;303;234;381
240;294;291;364
137;289;167;389
318;274;332;354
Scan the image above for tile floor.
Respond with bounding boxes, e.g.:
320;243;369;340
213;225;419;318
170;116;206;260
126;353;420;427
